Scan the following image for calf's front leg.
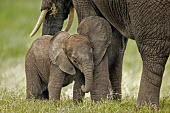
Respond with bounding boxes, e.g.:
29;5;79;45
73;72;85;103
48;64;65;100
90;53;111;101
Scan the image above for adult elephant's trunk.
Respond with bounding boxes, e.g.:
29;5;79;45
41;9;66;35
30;1;74;37
81;60;94;93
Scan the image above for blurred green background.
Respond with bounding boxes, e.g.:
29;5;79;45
0;0;170;99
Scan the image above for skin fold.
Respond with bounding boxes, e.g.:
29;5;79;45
33;0;169;106
25;31;94;102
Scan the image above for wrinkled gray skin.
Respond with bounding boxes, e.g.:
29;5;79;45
25;31;94;102
41;0;72;35
40;0;170;106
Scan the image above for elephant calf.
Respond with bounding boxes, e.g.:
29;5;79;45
25;31;94;102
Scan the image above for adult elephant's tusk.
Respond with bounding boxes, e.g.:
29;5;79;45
30;9;48;37
63;6;74;32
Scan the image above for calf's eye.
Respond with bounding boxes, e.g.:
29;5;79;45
73;59;78;64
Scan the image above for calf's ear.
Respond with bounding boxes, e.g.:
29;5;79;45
49;31;76;75
77;16;112;65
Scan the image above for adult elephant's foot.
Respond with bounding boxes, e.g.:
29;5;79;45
137;64;164;107
137;79;160;107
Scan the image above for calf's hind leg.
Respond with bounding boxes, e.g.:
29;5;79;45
25;63;46;100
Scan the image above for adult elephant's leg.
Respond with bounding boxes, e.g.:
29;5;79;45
108;29;128;100
137;51;169;106
136;34;169;106
127;1;170;106
90;53;111;101
73;72;85;103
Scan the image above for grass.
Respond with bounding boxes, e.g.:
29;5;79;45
0;0;170;112
0;89;170;113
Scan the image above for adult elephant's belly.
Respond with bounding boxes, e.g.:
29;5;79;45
93;0;132;38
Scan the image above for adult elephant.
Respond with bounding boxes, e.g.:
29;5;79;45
30;0;170;106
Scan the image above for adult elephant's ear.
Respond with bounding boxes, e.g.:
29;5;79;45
49;31;76;75
77;16;112;65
